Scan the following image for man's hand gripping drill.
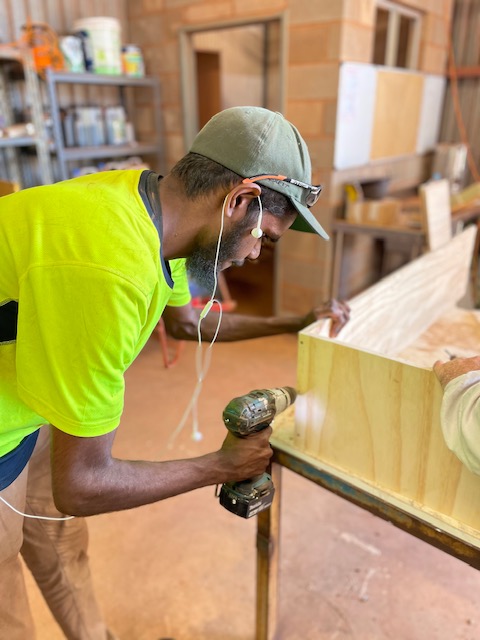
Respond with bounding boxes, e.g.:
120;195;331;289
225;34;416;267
216;387;297;518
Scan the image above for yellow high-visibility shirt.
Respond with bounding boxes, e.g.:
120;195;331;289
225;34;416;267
0;170;190;457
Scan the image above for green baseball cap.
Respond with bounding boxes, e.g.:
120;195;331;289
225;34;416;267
189;106;329;239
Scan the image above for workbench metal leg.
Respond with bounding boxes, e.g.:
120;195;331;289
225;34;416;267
256;462;282;640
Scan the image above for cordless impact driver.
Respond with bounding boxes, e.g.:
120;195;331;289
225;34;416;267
218;386;297;518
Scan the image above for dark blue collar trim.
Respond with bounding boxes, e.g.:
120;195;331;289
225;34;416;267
138;170;173;288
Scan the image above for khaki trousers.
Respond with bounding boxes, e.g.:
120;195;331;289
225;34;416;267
0;426;112;640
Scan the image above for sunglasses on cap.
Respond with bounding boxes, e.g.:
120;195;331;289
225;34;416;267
242;174;323;208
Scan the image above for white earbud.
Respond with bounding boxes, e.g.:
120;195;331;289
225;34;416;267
251;196;263;239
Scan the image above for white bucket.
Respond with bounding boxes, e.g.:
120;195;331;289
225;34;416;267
73;17;122;75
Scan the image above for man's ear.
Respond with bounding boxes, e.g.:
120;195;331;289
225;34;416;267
223;182;262;222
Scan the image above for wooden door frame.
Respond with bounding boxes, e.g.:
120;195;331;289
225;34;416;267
179;12;288;152
178;12;288;315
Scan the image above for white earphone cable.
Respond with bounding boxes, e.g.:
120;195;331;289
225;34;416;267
0;493;75;520
164;194;228;450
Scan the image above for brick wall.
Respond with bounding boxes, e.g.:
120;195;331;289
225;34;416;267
127;0;454;312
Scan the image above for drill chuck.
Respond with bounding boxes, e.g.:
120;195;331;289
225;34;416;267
222;386;296;437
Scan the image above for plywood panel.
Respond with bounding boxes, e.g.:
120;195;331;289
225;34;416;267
370;69;424;160
419;179;453;251
294;338;442;483
306;226;476;356
272;406;480;548
398;307;480;368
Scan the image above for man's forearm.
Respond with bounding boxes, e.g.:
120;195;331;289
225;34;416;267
51;426;273;517
53;452;226;517
197;311;305;342
162;305;304;342
161;300;349;343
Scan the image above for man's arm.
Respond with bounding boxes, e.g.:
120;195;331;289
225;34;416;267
50;425;273;517
162;299;350;343
433;356;480;475
433;356;480;389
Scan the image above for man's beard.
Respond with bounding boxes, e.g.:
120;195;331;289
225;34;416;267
186;223;248;294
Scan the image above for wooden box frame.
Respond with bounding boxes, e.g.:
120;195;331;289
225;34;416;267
272;226;480;548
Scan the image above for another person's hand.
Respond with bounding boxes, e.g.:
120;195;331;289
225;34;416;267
301;299;351;337
433;356;480;390
218;428;273;482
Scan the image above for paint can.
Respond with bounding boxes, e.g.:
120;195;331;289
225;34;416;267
121;45;145;77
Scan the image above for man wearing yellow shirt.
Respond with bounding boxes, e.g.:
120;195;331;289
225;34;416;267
0;107;348;639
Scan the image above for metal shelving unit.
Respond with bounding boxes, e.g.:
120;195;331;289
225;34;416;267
0;136;38;148
61;143;161;162
0;47;54;186
45;70;164;181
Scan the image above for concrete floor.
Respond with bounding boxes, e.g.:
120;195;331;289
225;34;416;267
23;327;480;640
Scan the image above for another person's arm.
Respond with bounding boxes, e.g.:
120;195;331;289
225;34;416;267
162;298;350;343
433;356;480;474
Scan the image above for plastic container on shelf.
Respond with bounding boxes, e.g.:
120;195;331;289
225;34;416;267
72;17;122;75
59;35;85;72
121;44;145;77
104;106;127;145
73;106;106;146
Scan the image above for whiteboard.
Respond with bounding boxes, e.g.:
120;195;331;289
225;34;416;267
416;74;447;153
334;62;377;170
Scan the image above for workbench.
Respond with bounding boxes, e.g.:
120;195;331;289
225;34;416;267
330;202;480;299
256;226;480;640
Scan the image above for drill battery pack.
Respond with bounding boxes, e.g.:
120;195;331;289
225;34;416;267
219;474;275;518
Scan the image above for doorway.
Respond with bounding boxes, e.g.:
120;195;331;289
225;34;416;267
195;51;221;129
180;16;287;315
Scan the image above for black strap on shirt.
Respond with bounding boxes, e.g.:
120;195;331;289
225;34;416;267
0;300;18;343
137;170;174;287
138;170;163;238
